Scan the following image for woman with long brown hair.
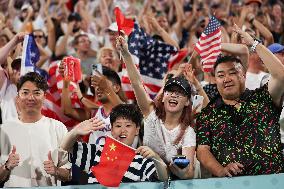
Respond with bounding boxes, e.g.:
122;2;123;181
116;36;208;179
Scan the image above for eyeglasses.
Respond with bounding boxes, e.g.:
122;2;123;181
34;35;44;39
18;90;44;99
164;91;186;98
78;39;91;44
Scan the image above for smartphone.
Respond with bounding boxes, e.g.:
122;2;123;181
92;64;103;75
192;95;204;113
172;155;190;169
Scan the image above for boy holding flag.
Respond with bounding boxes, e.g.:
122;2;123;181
61;104;168;187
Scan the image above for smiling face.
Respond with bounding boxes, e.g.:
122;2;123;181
162;85;189;114
111;117;139;146
17;81;45;115
215;61;246;100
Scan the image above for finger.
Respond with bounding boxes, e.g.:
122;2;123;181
225;170;233;177
231;164;242;173
92;124;105;131
228;166;238;175
48;151;52;161
143;151;152;159
11;145;16;154
235;162;244;168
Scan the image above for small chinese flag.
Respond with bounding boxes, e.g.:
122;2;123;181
91;136;136;187
114;7;134;36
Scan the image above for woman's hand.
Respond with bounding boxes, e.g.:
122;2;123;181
136;146;159;159
116;36;129;55
169;161;191;179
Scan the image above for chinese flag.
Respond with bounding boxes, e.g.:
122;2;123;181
91;136;136;187
114;7;134;36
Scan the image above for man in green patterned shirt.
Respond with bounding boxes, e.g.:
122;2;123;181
196;25;284;177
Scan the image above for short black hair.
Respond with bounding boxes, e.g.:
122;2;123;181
17;72;48;92
110;104;143;128
102;66;121;86
68;12;82;22
11;58;21;71
213;55;244;74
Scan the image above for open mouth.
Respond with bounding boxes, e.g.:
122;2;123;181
118;135;127;142
168;99;178;107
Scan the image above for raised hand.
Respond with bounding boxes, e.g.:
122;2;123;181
232;24;254;46
183;63;199;86
5;145;20;171
43;151;57;176
58;59;65;77
73;117;105;136
116;36;129;54
90;72;109;89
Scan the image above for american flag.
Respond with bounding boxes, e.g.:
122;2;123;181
21;34;40;75
194;16;221;72
121;23;177;99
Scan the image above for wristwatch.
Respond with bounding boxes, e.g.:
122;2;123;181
250;38;261;52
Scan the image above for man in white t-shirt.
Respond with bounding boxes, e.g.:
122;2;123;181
0;72;71;187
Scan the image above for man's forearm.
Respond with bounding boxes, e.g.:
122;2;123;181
197;147;225;177
0;164;10;182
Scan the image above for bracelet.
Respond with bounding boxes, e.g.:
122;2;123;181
250;39;260;52
79;96;84;102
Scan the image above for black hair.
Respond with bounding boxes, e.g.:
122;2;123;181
102;66;121;86
110;104;143;128
17;72;48;92
11;58;21;71
213;55;244;74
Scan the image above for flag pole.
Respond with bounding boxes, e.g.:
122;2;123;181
187;49;197;64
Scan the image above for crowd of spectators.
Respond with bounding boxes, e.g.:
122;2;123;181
0;0;284;187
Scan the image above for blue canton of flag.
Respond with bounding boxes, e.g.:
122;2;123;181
194;16;221;72
21;34;40;76
121;24;177;99
203;16;221;35
128;24;177;80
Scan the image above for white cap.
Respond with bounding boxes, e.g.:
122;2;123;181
21;3;30;11
106;22;119;32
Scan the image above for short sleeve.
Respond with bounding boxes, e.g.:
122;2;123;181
70;142;98;173
182;127;196;148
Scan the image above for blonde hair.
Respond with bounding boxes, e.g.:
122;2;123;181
97;47;114;62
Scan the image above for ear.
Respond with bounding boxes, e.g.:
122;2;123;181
113;84;120;93
184;99;190;106
135;126;140;136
